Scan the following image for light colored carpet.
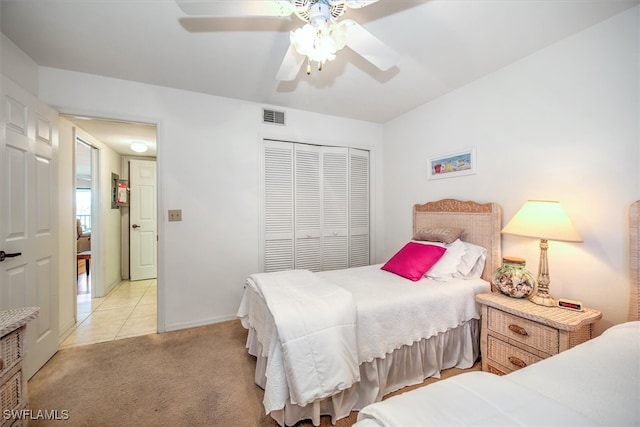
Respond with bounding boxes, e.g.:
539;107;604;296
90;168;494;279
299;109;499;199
27;319;479;426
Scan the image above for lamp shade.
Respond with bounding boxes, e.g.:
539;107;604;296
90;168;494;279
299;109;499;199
502;200;583;242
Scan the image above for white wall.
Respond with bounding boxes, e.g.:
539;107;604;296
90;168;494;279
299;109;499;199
1;34;38;96
57;118;76;337
383;7;639;334
36;71;384;332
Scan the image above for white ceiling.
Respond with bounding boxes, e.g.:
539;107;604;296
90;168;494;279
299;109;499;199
65;116;158;157
2;0;638;127
69;116;157;179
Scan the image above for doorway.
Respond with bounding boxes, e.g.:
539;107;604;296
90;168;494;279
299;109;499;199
62;116;159;347
75;139;95;297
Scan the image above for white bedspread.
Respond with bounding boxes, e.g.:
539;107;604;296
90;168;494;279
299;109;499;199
238;265;490;416
317;264;490;363
246;270;359;407
355;321;640;427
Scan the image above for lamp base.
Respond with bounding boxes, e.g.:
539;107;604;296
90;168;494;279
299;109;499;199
529;293;556;307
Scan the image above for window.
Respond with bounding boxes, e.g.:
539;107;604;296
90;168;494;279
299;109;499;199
76;188;92;232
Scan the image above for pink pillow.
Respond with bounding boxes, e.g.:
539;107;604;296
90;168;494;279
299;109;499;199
381;242;447;281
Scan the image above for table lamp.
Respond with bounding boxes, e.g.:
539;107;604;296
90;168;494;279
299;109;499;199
501;200;583;306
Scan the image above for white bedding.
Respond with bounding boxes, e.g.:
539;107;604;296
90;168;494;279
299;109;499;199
355;321;640;427
237;264;490;420
317;264;490;363
246;269;359;407
507;320;640;425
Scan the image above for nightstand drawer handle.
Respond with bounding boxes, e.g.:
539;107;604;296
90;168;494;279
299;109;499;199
508;356;527;368
508;324;528;336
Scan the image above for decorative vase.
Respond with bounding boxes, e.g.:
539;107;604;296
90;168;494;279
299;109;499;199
492;256;537;299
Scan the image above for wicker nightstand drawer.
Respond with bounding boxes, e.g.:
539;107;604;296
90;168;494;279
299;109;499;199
486;335;542;373
487;306;559;355
0;328;23;378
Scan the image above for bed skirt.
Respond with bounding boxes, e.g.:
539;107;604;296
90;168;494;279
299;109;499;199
246;319;480;426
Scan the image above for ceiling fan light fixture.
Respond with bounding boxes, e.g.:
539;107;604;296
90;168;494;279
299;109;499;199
290;21;347;70
176;0;396;82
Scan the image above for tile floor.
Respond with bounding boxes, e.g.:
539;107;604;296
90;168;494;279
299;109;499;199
61;277;157;348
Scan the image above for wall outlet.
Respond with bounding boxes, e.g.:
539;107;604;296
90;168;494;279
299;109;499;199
168;209;182;222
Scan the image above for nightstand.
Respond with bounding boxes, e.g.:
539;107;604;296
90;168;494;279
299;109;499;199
476;293;601;375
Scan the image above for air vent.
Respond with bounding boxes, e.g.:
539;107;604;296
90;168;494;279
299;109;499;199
263;108;285;125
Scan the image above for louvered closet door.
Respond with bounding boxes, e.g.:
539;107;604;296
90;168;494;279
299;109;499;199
349;149;370;267
262;140;369;273
322;147;349;270
263;141;294;272
294;144;322;272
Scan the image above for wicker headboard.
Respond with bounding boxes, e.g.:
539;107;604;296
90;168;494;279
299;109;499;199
629;201;640;321
413;199;502;282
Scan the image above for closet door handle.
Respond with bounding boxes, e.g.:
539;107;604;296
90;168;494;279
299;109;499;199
0;251;22;262
132;224;141;229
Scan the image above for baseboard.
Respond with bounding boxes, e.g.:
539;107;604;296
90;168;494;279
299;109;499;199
59;318;78;342
103;279;121;296
163;314;238;333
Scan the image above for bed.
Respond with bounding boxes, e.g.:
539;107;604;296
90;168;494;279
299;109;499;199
236;199;502;426
353;200;640;427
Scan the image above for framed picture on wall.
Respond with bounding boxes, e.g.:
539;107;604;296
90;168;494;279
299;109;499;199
428;147;477;180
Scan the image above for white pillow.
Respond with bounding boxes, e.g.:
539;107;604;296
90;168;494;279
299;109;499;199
454;241;487;279
422;239;467;280
419;239;487;280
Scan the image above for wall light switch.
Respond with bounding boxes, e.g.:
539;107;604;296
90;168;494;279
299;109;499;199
168;209;182;222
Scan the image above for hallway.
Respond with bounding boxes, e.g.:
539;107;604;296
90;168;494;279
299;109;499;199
61;278;157;348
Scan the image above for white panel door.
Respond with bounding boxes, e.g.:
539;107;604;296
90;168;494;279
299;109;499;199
0;77;59;378
129;159;157;280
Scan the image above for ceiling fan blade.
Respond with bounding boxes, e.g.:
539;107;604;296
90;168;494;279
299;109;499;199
176;1;294;17
276;44;306;81
342;19;399;71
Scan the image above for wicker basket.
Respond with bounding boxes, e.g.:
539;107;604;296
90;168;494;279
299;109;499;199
0;368;22;413
0;328;23;378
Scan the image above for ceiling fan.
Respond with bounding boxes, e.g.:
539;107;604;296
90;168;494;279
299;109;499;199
176;0;400;81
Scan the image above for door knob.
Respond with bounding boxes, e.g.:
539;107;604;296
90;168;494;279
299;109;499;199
0;251;22;262
132;224;141;229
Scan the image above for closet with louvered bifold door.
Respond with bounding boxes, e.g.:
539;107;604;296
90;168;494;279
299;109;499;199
262;139;369;273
